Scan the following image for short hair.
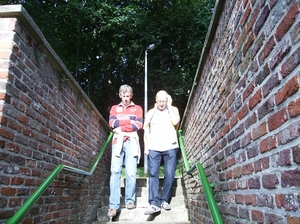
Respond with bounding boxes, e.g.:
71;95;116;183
119;84;133;96
155;90;168;99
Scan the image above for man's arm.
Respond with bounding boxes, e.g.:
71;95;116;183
167;95;180;125
109;105;143;132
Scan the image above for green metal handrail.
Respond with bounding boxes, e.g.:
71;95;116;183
7;132;113;224
178;130;223;224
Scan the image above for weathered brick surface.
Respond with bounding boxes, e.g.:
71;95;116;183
0;6;111;224
181;0;300;223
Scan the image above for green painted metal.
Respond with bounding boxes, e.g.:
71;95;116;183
7;164;64;224
196;162;223;224
178;130;191;171
89;132;113;174
178;130;223;224
7;132;113;224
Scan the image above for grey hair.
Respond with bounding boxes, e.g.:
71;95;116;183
119;84;133;96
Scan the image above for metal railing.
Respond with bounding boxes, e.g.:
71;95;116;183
7;132;113;224
178;130;223;224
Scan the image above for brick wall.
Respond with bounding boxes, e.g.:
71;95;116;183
181;0;300;223
0;5;111;224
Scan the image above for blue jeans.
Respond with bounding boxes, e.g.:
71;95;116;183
148;148;178;207
109;140;138;209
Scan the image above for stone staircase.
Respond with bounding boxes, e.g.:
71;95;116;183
93;177;190;224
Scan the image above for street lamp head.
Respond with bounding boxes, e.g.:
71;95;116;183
146;44;155;51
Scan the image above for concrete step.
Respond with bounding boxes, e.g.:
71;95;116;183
94;177;190;224
94;207;190;224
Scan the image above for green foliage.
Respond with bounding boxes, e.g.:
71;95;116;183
4;0;216;119
122;162;182;178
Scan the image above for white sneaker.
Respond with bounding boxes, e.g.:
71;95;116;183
161;201;171;210
144;205;161;215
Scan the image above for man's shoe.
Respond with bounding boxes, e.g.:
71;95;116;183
161;201;171;210
126;202;136;210
144;205;161;215
107;208;119;217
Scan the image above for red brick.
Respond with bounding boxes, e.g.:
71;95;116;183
233;166;242;178
277;149;291;166
249;89;262;110
0;176;10;185
0;127;14;140
252;121;267;140
243;31;254;56
6;142;21;153
24;178;36;186
227;157;236;167
245;194;257;206
11;177;24;185
226;169;233;179
230;114;238;128
0;209;14;219
281;169;300;188
228;180;237;190
240;136;251;152
252;209;264;223
235;194;244;204
222;124;230;137
262;174;279;189
262;73;280;97
226;194;235;204
268;108;288;131
258;194;274;208
288;97;300;117
265;212;284;223
277;122;300;146
260;135;277;153
269;39;291;71
226;107;234;120
254;4;270;35
276;193;299;211
240;4;252;26
7;119;22;132
236;151;246;163
275;3;299;41
1;187;16;196
275;76;299;106
252;33;265;60
248;177;260;189
281;46;300;78
9;197;22;207
293;145;300;164
258;97;275;120
247;145;259;159
238;104;248;120
287;216;300;224
243;82;255;101
242;163;254;175
258;36;275;64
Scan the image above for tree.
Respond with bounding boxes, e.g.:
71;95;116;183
5;0;216;119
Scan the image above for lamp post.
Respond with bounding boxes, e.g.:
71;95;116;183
144;44;155;174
